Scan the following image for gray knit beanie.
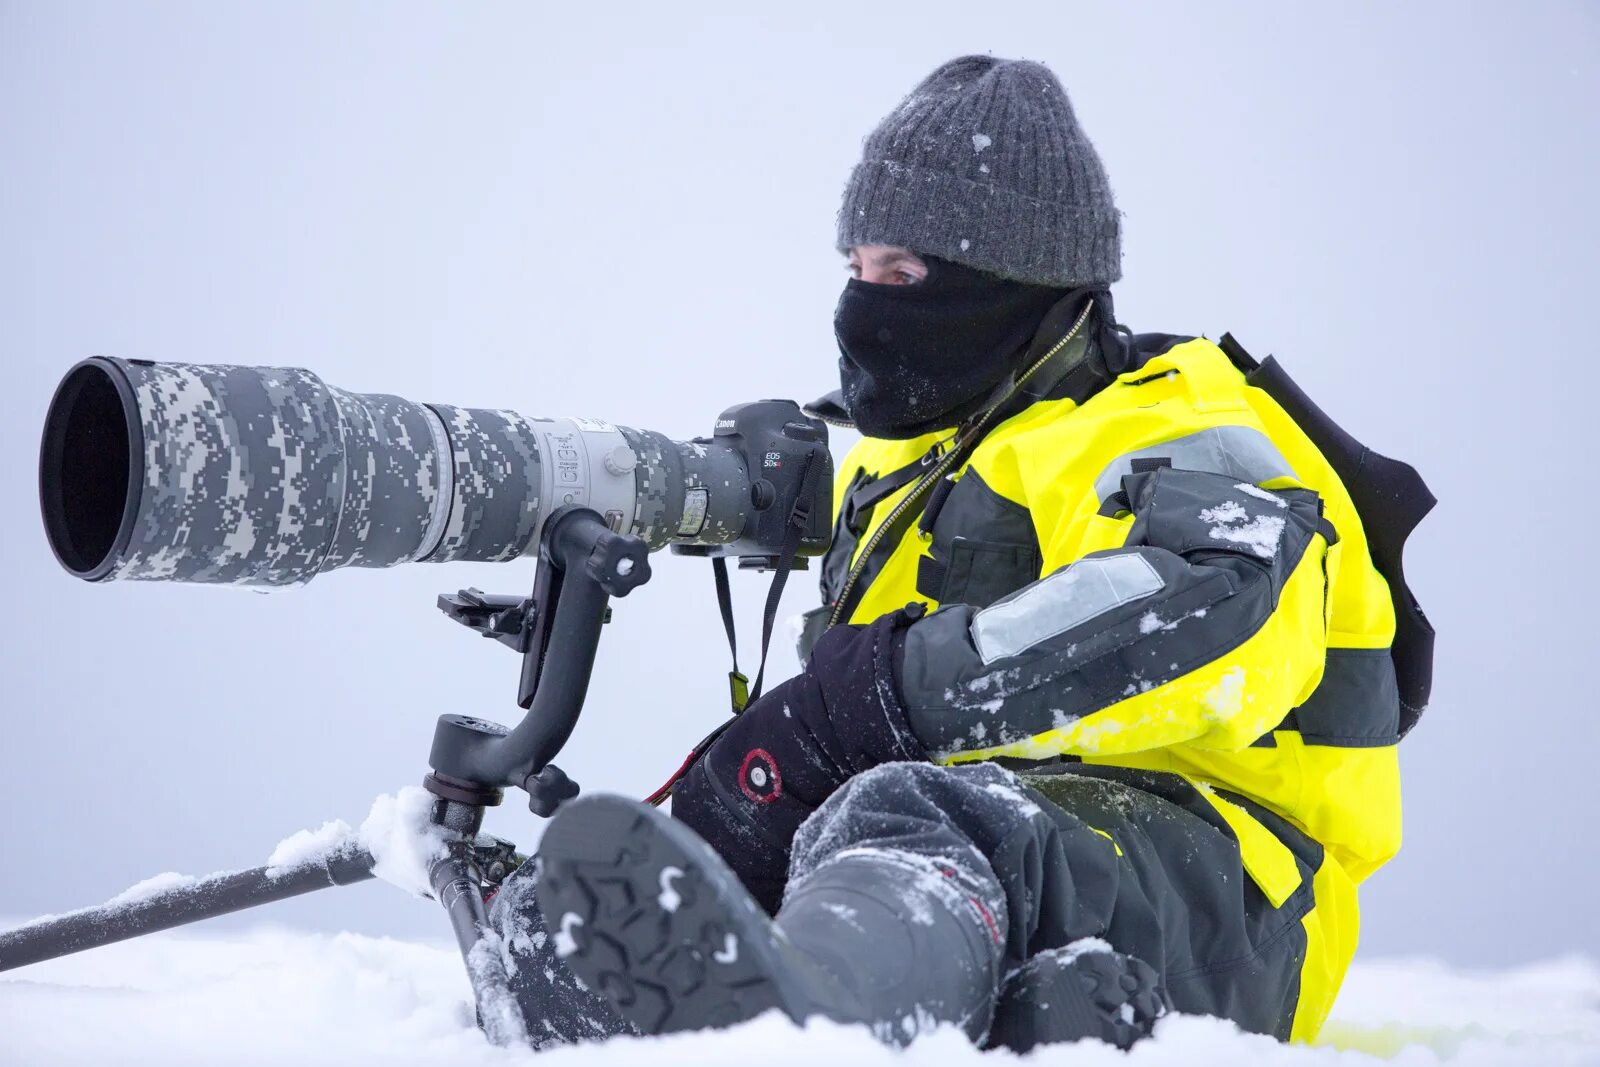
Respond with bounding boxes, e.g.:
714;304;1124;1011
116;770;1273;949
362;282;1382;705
837;55;1121;288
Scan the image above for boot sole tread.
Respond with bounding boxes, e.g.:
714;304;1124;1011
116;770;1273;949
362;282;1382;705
538;795;811;1035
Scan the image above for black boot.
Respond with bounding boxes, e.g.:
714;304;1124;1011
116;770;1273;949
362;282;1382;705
535;794;1004;1044
987;941;1169;1052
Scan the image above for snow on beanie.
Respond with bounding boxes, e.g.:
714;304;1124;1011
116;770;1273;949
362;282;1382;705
836;55;1121;288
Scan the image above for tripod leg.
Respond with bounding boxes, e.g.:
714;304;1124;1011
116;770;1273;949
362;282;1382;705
488;855;635;1049
424;792;531;1048
431;843;529;1047
0;848;375;972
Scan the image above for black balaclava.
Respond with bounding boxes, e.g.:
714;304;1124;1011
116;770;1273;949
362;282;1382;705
834;255;1069;440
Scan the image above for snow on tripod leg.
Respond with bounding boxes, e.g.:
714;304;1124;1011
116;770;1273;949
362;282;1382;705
360;787;449;898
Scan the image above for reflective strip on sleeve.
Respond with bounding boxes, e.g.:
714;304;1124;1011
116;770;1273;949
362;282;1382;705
970;553;1165;665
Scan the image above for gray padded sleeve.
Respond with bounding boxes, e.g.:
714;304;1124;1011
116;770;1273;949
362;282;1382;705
897;468;1324;759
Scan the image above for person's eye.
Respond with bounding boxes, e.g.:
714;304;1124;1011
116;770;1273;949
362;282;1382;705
895;270;921;285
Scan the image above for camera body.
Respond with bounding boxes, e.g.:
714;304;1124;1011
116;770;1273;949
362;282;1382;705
677;400;832;566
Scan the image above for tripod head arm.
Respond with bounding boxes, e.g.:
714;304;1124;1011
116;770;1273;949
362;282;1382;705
427;507;650;809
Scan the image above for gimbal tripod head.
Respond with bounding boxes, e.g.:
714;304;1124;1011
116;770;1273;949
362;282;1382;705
429;505;651;817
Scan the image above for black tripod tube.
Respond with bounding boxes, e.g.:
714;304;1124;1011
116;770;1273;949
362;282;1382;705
0;847;375;972
431;847;527;1046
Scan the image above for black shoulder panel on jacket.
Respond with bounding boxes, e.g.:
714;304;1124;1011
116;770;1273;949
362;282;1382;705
1231;339;1437;737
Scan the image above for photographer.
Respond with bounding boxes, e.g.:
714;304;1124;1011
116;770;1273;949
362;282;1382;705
502;54;1408;1052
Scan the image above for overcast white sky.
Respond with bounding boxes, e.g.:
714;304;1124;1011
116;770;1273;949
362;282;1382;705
2;1;1596;966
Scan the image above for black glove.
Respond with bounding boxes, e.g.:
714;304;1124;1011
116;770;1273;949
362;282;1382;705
671;608;929;913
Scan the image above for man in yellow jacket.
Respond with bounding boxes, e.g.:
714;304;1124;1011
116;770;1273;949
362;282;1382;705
513;55;1432;1051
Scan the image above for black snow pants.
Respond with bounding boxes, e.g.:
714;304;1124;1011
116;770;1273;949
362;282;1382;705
492;760;1322;1047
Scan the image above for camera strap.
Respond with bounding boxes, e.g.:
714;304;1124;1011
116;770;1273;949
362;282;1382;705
711;555;748;710
643;445;827;807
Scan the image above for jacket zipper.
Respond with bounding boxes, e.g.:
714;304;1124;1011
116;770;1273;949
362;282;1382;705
825;298;1096;629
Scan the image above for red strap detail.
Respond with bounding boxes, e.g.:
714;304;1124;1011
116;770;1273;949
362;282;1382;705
644;749;699;807
969;895;1002;945
642;698;747;807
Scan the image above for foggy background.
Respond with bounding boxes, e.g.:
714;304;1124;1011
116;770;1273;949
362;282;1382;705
2;1;1595;967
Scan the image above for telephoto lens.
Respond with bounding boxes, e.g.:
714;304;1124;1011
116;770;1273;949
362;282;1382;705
39;357;830;586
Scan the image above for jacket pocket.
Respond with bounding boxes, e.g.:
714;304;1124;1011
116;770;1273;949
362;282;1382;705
937;536;1043;609
917;468;1043;608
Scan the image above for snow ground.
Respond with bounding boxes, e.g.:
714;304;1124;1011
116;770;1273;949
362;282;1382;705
1;925;1595;1067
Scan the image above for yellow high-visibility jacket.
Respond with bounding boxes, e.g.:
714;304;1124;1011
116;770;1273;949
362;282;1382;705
807;308;1414;1041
